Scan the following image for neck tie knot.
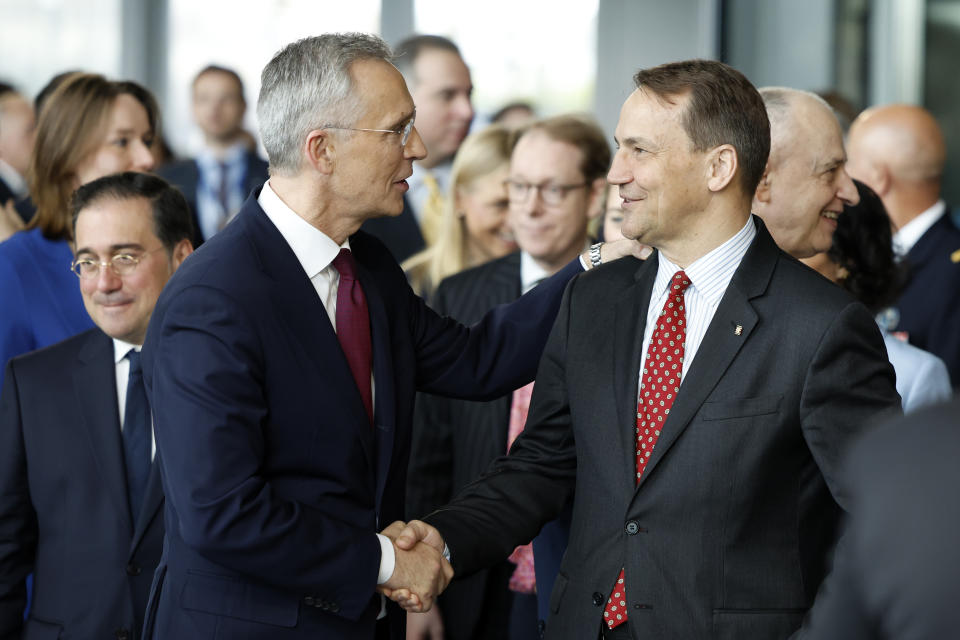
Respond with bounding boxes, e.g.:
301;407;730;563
670;270;691;295
333;248;357;282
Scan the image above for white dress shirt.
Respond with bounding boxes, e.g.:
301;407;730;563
639;216;756;396
893;199;945;257
257;182;396;591
112;338;156;458
195;142;250;240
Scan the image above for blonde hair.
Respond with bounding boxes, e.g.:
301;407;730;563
27;73;159;241
403;124;515;297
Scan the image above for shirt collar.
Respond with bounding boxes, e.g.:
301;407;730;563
257;180;346;280
520;251;552;293
195;142;248;169
113;338;141;364
893;199;945;256
0;159;27;197
410;160;453;192
653;216;756;306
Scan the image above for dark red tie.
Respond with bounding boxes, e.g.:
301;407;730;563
604;270;691;630
332;249;373;425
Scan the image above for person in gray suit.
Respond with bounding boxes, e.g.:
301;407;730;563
387;59;900;639
799;395;960;640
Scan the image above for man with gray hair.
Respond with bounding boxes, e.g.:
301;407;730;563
140;33;632;640
751;87;859;259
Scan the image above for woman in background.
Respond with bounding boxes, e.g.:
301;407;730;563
0;73;157;378
403;124;517;299
803;179;951;412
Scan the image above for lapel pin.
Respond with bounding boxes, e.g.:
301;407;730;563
734;324;743;336
951;248;960;263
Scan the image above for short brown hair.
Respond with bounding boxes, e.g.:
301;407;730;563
193;65;245;103
26;73;159;241
521;114;611;183
633;59;769;195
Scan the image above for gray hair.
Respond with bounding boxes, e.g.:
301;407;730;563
257;32;393;175
759;87;833;167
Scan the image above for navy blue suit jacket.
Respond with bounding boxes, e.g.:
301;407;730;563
156;150;269;246
0;328;164;640
140;194;581;639
892;210;960;386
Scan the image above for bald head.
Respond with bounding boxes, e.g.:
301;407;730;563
846;105;944;227
752;87;858;258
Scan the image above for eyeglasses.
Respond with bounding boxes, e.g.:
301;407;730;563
324;116;416;146
505;180;589;206
71;248;165;279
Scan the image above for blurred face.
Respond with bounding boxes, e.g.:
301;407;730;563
409;49;474;167
74;93;154;186
757;100;858;258
0;93;36;176
508;130;600;272
602;187;626;243
75;197;188;345
457;164;516;262
608;89;710;258
192;71;246;142
328;59;427;220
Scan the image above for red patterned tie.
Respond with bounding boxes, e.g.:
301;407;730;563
604;270;690;630
506;382;537;593
332;249;373;425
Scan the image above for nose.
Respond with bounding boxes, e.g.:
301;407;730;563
607;149;631;186
836;167;859;206
404;126;428;162
96;265;123;293
131;139;155;172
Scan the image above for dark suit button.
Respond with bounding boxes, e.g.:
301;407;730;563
115;629;130;640
303;596;315;605
330;602;340;613
592;592;605;606
126;563;141;576
625;520;640;535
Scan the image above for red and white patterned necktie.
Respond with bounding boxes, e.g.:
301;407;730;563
604;270;691;629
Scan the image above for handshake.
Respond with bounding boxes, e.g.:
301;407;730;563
378;520;453;613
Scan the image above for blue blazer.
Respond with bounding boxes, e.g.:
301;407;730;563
0;228;94;384
891;211;960;387
0;328;164;639
140;194;581;639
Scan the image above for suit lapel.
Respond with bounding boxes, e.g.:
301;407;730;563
74;330;133;533
243;200;376;468
636;218;777;491
614;257;657;486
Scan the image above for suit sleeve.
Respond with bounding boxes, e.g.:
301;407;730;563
798;301;901;509
408;258;583;401
147;285;380;620
0;361;36;638
423;277;580;577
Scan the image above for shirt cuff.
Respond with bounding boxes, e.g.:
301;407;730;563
579;255;589;271
376;533;396;585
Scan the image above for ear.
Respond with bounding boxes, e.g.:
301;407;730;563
753;164;773;204
706;144;738;192
585;177;607;220
170;238;194;270
871;164;892;197
303;128;336;175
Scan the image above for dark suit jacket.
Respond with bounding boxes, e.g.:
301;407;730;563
139;194;582;640
799;395;960;640
0;177;15;208
156;150;269;246
408;252;572;637
425;217;901;639
892;210;960;387
360;196;425;264
0;328;164;640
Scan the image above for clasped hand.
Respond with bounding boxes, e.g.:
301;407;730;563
377;520;453;613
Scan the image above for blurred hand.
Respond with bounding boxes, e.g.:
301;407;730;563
0;199;24;243
378;537;452;612
406;606;445;640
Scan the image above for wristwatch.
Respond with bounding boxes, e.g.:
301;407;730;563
589;242;603;269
